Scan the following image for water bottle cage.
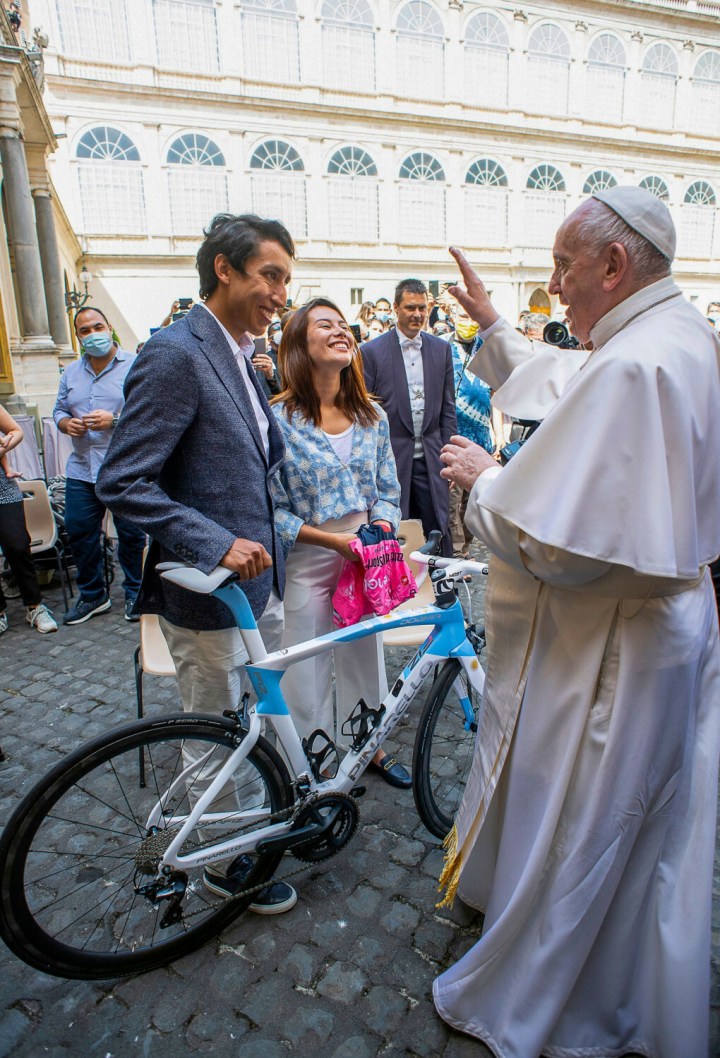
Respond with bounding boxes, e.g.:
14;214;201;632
341;698;386;752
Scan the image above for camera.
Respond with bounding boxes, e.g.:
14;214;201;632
172;297;194;323
542;320;580;349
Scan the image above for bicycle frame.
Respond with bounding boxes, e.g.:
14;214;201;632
152;579;486;873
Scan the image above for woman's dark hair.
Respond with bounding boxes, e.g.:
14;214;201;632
196;213;295;300
272;298;379;428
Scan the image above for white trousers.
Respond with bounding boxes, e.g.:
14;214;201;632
159;591;284;848
280;514;387;750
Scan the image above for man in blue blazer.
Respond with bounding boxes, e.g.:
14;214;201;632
97;213;297;914
361;279;457;555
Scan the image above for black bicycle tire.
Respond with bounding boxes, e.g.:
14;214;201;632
412;658;479;839
0;714;292;980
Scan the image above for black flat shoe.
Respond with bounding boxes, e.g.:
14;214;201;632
368;754;412;789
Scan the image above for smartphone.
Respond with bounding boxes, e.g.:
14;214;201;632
350;323;362;343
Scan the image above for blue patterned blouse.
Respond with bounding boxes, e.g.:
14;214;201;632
270;402;401;552
451;340;494;454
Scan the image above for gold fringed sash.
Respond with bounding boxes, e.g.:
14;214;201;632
436;822;460;908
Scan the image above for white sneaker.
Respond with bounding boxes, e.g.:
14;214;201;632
0;611;7;635
26;604;58;634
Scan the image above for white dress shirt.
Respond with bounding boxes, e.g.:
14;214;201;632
395;326;424;460
201;303;270;460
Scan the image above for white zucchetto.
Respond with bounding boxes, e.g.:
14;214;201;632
591;185;676;261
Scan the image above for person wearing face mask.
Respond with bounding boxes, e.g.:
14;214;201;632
53;307;145;625
447;305;495;558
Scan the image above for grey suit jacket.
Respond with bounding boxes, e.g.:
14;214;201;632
96;304;286;630
360;329;457;524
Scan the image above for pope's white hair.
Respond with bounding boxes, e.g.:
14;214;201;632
573;200;672;280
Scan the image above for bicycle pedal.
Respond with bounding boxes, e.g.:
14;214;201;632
350;785;366;799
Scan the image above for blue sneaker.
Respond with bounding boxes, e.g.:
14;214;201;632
124;597;140;622
63;595;111;626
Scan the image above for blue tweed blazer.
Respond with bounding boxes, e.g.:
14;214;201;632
96;304;286;630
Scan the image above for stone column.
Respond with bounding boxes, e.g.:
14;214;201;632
32;188;70;346
0;127;51;339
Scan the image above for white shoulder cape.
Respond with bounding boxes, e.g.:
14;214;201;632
478;283;720;578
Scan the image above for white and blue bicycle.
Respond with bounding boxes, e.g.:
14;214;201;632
0;534;488;979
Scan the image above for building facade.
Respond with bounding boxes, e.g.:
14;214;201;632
24;0;720;349
0;2;81;415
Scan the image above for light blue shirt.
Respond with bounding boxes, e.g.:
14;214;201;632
53;348;137;483
270;402;401;552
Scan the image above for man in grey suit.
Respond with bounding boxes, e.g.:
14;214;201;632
97;213;297;914
361;279;457;555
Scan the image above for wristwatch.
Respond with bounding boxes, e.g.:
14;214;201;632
111;414;120;427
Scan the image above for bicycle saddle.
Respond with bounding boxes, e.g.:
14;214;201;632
157;562;236;594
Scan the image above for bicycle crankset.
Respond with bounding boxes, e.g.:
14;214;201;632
288;792;360;863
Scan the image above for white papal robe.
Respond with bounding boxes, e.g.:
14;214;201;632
433;278;720;1058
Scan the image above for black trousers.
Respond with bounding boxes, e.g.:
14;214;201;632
0;500;42;610
408;457;452;557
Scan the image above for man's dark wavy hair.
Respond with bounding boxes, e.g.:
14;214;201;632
196;213;295;300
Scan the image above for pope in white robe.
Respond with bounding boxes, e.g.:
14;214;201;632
433;188;720;1058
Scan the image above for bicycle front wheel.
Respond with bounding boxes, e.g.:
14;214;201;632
412;658;481;839
0;715;291;980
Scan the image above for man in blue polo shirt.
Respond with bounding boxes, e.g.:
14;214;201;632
54;307;145;624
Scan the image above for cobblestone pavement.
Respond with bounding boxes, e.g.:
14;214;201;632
0;560;718;1058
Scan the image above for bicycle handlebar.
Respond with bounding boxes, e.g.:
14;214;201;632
409;551;489;578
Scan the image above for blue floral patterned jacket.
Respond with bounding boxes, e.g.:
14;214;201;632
270;402;401;552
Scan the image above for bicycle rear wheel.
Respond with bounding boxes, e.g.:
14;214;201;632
0;715;292;980
412;658;481;839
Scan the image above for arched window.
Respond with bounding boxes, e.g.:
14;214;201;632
527;23;571;115
684;180;716;206
56;0;131;63
583;170;617;194
398;151;446;246
640;43;678;128
525;164;566;248
249;140;307;236
153;0;219;75
328;146;377;176
639;175;669;201
77;127;140;161
250;140;304;171
240;0;300;84
586;33;626;123
75;127;145;235
464;159;508;247
399;152;445;181
166;134;228;237
396;2;445;101
466;159;507;187
321;0;375;93
527;164;565;192
691;51;720;133
681;180;716;258
464;11;510;108
326;147;379;242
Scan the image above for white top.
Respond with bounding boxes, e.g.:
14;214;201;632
322;422;355;465
201;303;270;460
396;325;424;460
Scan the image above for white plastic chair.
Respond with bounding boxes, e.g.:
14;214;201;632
134;614;177;722
18;479;72;610
5;416;43;480
383;519;436;647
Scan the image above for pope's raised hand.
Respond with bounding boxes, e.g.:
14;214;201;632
447;247;500;332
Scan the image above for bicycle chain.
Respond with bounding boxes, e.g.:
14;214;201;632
217;792;361;906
